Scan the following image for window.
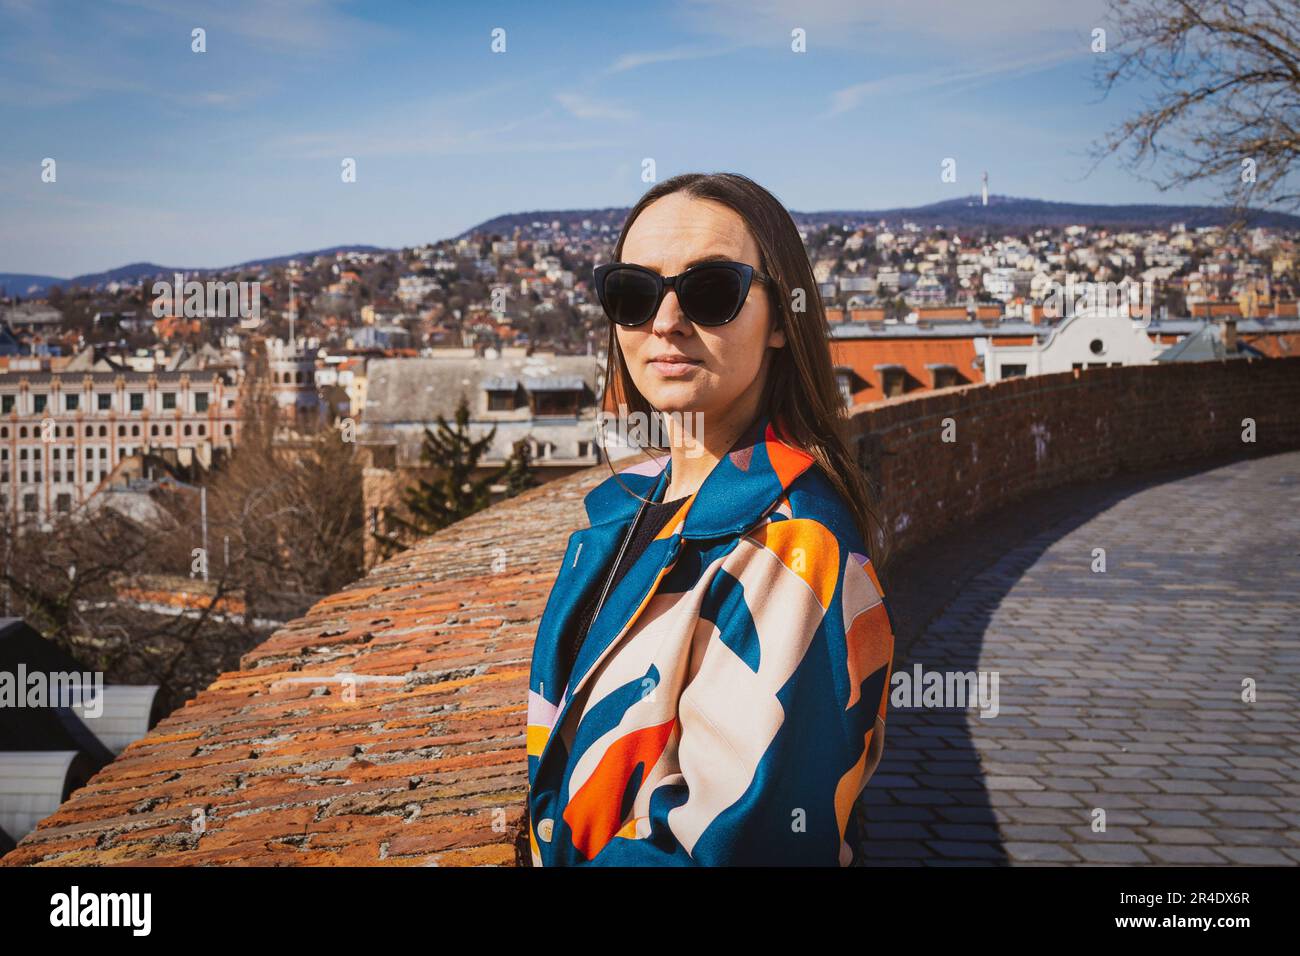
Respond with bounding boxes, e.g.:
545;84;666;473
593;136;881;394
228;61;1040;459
132;425;140;437
129;392;144;411
162;392;176;410
194;391;208;412
99;447;107;459
98;393;112;411
1001;364;1028;378
836;372;854;405
1;395;13;414
33;394;47;413
56;494;70;513
66;394;79;411
164;425;173;436
23;493;36;514
933;368;959;389
486;389;514;411
98;425;107;437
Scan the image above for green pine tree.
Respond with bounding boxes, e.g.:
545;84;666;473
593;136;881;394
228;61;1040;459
500;437;539;496
371;394;539;558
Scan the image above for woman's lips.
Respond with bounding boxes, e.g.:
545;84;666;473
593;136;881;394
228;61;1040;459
648;357;703;377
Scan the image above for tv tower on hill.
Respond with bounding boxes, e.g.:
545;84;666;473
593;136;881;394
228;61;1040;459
982;171;989;206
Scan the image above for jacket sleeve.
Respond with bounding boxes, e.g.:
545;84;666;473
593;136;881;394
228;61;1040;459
580;516;894;866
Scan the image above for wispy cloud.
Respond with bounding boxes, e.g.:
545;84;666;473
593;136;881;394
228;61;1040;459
603;44;734;74
824;46;1086;118
555;91;635;121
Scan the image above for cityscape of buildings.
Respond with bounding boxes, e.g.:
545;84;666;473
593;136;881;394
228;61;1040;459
3;210;1299;539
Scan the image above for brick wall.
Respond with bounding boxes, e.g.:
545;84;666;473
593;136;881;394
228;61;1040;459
855;357;1300;564
6;356;1297;866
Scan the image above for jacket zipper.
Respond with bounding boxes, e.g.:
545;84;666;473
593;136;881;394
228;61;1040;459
582;497;648;674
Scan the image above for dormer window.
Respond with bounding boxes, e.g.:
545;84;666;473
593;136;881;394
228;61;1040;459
522;376;585;417
483;375;519;411
874;363;908;397
925;362;960;389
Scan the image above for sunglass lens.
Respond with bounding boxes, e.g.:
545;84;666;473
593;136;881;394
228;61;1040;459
679;266;744;325
603;268;659;326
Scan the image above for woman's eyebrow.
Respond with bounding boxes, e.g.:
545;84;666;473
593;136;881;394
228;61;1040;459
628;252;737;273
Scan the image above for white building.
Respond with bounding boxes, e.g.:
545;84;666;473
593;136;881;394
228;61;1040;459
267;337;321;424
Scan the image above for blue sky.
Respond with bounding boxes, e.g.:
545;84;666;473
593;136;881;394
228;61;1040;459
1;0;1218;277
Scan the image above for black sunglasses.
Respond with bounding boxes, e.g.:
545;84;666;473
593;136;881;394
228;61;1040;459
593;260;773;328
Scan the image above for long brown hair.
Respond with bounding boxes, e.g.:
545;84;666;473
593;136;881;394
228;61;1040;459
597;171;890;573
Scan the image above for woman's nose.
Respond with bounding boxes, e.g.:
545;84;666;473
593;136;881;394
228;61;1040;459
651;290;692;335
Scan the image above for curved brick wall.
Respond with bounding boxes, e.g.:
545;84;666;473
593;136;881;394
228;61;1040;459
4;356;1297;866
854;357;1300;559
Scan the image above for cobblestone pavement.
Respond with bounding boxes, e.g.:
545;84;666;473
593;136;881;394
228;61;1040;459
858;450;1300;866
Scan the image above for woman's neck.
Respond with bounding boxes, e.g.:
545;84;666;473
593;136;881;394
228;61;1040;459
661;393;763;501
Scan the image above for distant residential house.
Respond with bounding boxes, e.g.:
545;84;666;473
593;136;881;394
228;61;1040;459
356;350;608;567
829;319;1040;402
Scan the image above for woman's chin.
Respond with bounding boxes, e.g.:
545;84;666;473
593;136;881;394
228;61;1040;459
641;384;706;416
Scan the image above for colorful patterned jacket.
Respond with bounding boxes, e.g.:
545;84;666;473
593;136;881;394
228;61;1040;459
525;412;895;865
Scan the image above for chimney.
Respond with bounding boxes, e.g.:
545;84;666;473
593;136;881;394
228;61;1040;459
1221;317;1238;353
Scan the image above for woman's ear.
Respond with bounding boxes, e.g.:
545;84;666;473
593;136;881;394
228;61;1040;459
769;320;786;349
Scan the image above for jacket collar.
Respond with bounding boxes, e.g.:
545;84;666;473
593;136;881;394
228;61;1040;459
583;411;816;540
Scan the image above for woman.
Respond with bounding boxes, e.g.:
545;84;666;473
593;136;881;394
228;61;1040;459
525;172;895;866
